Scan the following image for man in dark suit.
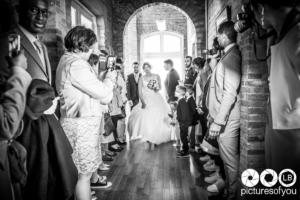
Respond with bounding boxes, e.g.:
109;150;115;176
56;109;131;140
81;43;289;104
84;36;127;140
184;56;197;87
126;62;141;109
206;21;241;199
16;0;52;85
164;59;180;102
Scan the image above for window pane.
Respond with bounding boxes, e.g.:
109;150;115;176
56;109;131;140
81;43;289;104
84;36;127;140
163;34;181;52
143;35;160;53
71;7;76;27
81;15;93;29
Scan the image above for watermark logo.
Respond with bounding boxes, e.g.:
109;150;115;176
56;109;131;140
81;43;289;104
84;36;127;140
260;169;278;187
241;169;260;187
241;169;297;197
279;169;297;188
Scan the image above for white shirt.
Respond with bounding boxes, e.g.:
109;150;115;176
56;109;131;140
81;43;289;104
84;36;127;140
134;72;140;83
224;43;237;53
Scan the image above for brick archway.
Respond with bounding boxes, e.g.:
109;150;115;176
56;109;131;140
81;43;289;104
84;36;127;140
112;0;206;57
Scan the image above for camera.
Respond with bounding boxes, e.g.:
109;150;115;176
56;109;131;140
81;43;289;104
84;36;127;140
202;37;222;56
234;3;256;33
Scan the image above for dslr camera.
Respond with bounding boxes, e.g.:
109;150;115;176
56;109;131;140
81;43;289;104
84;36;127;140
234;2;257;33
202;37;222;56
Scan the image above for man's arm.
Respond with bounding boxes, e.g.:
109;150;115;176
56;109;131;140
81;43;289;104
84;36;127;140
0;67;32;140
214;54;241;125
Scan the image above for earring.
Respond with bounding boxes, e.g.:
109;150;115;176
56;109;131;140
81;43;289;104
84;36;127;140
261;6;265;26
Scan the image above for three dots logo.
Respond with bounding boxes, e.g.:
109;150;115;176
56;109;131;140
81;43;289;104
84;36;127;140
241;168;297;188
279;169;297;187
260;169;278;187
241;169;260;187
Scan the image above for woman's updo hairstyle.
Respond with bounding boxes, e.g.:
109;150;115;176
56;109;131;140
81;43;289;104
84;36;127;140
64;26;97;53
142;62;152;70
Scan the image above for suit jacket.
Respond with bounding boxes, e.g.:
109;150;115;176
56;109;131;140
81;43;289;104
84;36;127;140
184;67;197;86
164;68;180;102
126;73;141;104
177;98;193;127
187;95;198;125
16;26;52;85
207;45;241;125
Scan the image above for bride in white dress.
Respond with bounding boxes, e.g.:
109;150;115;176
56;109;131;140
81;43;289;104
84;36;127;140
128;62;172;148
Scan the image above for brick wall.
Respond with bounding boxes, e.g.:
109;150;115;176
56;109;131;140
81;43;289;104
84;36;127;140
112;0;206;58
136;5;188;55
207;0;269;178
38;0;113;80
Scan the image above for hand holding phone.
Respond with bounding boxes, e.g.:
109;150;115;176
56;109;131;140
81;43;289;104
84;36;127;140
6;50;27;70
8;34;21;57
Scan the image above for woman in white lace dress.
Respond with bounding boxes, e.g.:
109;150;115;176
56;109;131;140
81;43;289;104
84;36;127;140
56;26;115;200
128;62;172;149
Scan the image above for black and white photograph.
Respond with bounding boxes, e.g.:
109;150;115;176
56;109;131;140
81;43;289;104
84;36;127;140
0;0;300;200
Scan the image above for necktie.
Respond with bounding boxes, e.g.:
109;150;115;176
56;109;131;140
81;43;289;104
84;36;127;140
34;40;42;54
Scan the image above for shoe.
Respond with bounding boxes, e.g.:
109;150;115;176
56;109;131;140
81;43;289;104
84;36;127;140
102;163;110;168
199;154;210;162
98;165;110;171
102;154;113;162
116;140;127;145
203;159;215;168
176;151;189;158
105;151;117;157
91;176;112;189
109;146;123;152
206;178;225;193
204;163;220;172
204;171;221;184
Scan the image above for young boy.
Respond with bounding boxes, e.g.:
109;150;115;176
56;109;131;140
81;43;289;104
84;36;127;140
175;85;193;157
185;85;198;152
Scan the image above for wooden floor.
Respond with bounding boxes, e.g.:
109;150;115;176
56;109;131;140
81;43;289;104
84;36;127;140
95;140;223;200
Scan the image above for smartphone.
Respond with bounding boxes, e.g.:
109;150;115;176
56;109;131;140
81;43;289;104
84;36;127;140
8;33;21;57
107;56;116;70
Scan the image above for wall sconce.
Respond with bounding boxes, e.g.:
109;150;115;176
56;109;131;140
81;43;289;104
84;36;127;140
156;20;166;31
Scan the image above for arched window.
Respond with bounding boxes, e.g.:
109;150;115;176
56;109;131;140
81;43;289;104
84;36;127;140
141;31;184;85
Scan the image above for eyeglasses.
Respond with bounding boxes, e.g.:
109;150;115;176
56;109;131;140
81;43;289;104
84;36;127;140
29;7;49;17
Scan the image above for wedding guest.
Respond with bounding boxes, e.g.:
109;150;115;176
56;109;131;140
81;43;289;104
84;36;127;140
55;26;116;200
109;59;127;146
184;56;197;87
192;57;205;106
175;85;193;158
0;5;32;199
16;0;52;85
127;62;141;109
164;59;180;102
169;102;180;147
206;21;241;198
18;79;77;200
252;0;300;187
185;85;198;152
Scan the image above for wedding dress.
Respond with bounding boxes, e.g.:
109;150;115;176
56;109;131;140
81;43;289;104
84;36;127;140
128;74;172;144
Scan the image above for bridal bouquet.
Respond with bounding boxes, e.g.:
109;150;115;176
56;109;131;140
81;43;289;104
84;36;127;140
147;79;159;92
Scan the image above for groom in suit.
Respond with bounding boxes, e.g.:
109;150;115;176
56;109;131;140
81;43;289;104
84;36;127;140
126;62;141;109
16;0;52;85
164;59;180;102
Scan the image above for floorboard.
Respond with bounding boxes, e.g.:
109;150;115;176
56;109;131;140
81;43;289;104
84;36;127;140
95;140;221;200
